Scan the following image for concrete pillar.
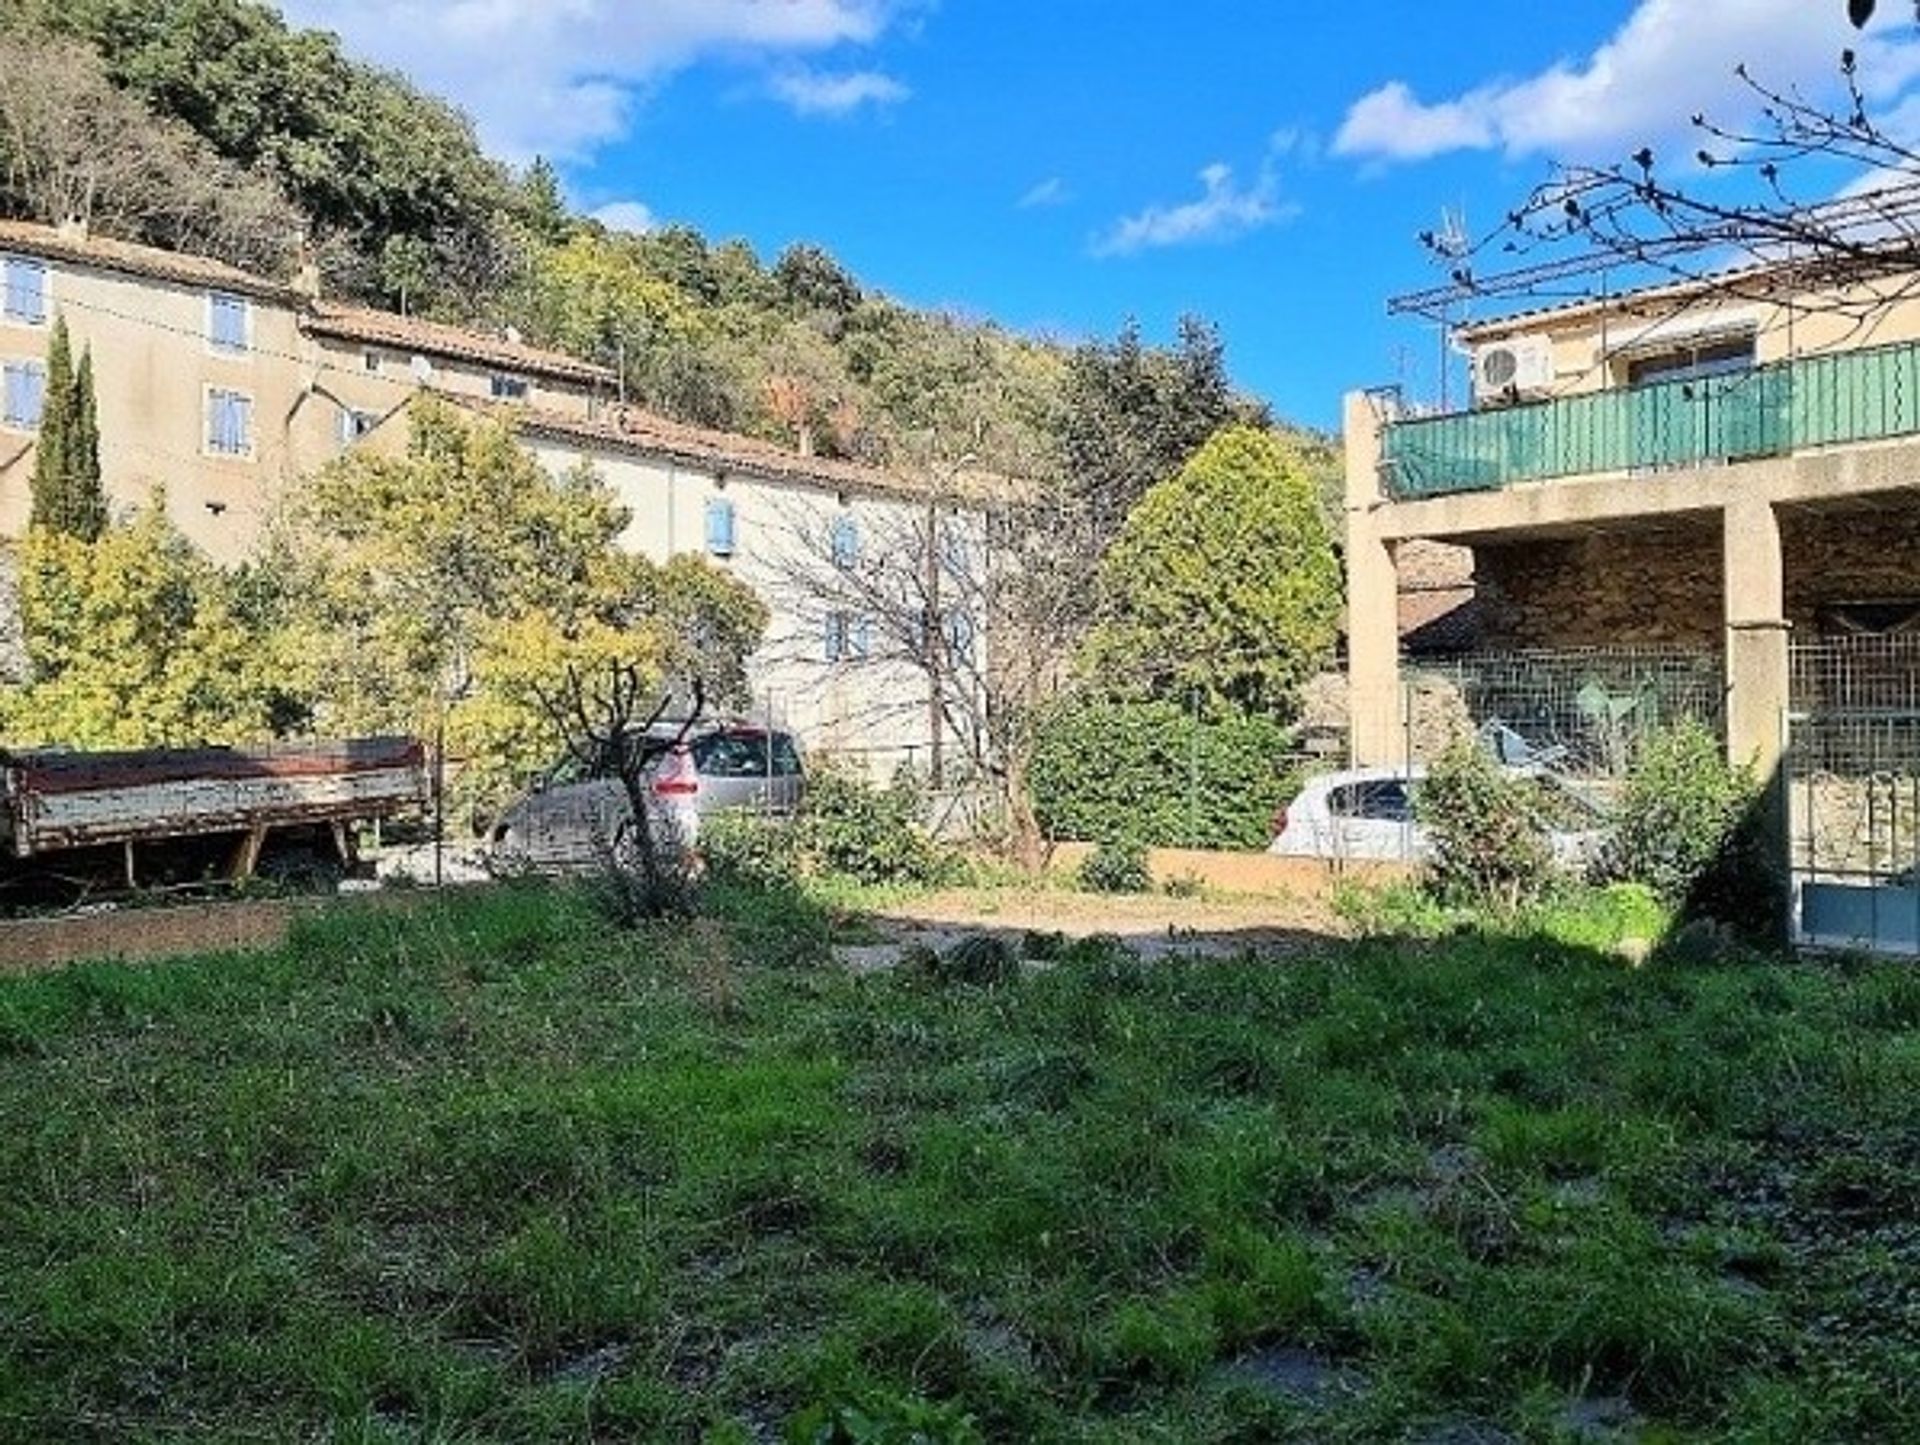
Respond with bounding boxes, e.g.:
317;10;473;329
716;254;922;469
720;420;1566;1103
1723;496;1790;777
1345;391;1404;767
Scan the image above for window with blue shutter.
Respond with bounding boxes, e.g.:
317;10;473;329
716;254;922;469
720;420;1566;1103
830;515;860;569
206;389;253;456
3;257;46;325
825;611;850;662
943;609;976;664
490;374;529;400
208;292;249;352
705;497;736;557
3;361;45;429
852;615;873;660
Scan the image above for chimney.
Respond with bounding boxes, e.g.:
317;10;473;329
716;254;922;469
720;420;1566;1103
56;215;89;244
293;258;322;300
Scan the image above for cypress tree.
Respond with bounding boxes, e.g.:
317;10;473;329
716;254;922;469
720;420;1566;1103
27;316;75;533
70;347;105;541
26;318;105;540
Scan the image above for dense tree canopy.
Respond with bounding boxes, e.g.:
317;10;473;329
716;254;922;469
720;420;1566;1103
277;401;767;805
1057;316;1252;550
1081;426;1342;717
1;0;521;304
0;500;295;747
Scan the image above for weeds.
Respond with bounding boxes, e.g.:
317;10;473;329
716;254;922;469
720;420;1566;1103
0;886;1911;1441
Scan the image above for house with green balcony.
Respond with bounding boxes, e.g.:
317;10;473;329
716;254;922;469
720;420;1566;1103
1346;258;1920;950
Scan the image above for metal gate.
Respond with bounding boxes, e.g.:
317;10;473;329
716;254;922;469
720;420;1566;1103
1789;637;1920;955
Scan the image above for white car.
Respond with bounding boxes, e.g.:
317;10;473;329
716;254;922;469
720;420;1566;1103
1268;764;1605;866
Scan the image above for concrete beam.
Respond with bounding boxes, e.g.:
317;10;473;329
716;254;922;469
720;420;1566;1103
1367;431;1920;545
1345;395;1404;766
1724;495;1790;778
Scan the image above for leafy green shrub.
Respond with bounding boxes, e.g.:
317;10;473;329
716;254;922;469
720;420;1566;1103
1419;741;1554;911
699;809;802;889
1600;720;1775;932
910;934;1020;988
1078;837;1151;893
798;769;951;885
1029;698;1292;849
787;1388;983;1444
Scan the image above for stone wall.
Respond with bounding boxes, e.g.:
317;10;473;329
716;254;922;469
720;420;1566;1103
1474;517;1724;650
0;542;21;685
1467;496;1920;652
1782;502;1920;632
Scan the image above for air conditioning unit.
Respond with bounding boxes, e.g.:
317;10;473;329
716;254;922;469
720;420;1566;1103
1473;338;1554;401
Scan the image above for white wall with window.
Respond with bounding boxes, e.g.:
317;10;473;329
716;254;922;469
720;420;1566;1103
518;431;988;775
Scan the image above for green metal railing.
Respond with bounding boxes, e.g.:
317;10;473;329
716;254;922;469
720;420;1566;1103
1382;337;1920;499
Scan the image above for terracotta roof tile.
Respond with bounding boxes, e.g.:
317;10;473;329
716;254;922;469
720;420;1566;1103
0;219;293;301
484;399;1005;503
302;303;615;387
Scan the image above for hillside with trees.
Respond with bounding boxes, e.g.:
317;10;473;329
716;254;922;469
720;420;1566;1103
0;0;1335;492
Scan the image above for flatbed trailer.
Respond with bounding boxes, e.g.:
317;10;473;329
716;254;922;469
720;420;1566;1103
0;736;427;893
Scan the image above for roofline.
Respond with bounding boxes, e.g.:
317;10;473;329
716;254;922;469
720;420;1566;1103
0;223;296;305
1451;249;1920;344
505;406;946;503
0;219;613;387
298;312;616;387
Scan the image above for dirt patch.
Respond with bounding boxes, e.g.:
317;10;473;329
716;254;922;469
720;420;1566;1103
0;888;437;976
858;886;1349;962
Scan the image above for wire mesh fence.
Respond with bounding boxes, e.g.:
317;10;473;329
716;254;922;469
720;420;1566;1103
1404;646;1726;780
1787;636;1920;952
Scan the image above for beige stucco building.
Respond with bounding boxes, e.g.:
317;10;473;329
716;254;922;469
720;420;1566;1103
0;219;610;562
495;403;989;773
1346;258;1920;783
0;219;983;772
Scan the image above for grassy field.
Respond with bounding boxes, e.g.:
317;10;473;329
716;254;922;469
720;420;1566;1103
0;882;1913;1443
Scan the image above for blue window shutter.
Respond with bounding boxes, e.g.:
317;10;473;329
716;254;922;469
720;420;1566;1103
824;612;845;662
5;259;46;324
853;616;873;660
706;497;736;556
210;293;247;350
944;610;975;663
209;390;250;453
3;363;38;428
831;516;859;568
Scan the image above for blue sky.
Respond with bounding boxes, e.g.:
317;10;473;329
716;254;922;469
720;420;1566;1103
280;2;1920;431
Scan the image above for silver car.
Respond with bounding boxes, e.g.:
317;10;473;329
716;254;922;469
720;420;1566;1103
490;725;804;870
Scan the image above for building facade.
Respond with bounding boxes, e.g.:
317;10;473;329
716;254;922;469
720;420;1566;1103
0;220;984;773
506;404;989;775
0;219;610;563
1346;260;1920;782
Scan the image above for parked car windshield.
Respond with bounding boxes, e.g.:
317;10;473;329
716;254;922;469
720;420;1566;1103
692;729;803;778
1328;779;1417;823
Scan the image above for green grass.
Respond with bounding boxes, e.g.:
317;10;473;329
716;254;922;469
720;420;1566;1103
0;882;1914;1442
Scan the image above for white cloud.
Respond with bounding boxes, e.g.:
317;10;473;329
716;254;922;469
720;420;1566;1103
590;200;658;234
1018;177;1070;209
768;67;909;116
278;0;906;160
1335;0;1920;165
1093;163;1295;258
